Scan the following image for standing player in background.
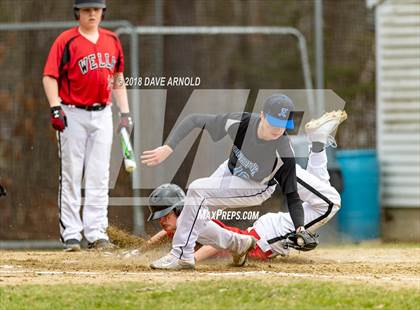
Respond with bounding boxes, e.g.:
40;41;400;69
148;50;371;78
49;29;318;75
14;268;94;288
142;94;318;270
43;0;132;251
146;110;346;263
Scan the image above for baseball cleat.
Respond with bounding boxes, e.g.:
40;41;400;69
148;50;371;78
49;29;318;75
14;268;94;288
63;239;81;252
231;236;257;267
150;253;195;270
88;239;115;251
305;110;347;147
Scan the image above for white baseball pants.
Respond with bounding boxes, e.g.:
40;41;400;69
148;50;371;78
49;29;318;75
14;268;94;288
172;150;341;260
253;150;341;255
171;160;276;260
58;105;113;243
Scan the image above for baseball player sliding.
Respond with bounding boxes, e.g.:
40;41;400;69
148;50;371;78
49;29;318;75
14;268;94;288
142;93;324;270
43;0;132;251
146;110;347;264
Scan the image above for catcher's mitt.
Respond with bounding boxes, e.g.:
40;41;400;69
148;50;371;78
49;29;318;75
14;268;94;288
0;184;6;197
286;230;319;251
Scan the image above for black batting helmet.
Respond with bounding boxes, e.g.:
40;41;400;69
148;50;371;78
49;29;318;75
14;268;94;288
147;184;185;221
74;0;106;9
74;0;106;20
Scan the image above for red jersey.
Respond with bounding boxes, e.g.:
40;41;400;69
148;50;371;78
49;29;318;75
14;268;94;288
211;219;273;260
165;220;273;260
43;27;124;106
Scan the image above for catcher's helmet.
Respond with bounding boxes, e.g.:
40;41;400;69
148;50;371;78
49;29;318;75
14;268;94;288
147;184;185;221
74;0;106;9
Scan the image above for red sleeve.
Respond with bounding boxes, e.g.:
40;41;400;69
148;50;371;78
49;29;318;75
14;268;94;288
166;231;174;239
115;36;125;73
43;36;65;79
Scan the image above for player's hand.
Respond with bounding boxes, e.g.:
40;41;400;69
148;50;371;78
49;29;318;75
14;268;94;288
118;112;133;132
50;106;67;132
141;145;173;166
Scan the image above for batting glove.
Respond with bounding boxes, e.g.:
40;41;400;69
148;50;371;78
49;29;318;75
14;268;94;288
118;112;133;132
50;106;67;132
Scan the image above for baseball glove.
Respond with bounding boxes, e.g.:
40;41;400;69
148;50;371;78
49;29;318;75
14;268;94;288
286;230;319;251
0;184;6;197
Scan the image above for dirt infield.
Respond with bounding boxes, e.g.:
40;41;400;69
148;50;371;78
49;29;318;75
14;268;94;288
1;245;419;288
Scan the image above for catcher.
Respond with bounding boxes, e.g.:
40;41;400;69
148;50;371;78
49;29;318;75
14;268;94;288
146;110;346;263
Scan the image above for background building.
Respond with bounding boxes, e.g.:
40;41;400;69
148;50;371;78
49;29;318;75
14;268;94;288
368;0;420;241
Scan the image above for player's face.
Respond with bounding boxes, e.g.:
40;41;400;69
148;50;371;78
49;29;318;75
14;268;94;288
259;113;286;140
78;8;103;29
159;211;178;232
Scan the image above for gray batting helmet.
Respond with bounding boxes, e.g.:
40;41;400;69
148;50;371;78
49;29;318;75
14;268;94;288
147;184;185;221
74;0;106;9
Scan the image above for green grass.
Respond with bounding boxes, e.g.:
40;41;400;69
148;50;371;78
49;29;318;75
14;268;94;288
1;279;419;310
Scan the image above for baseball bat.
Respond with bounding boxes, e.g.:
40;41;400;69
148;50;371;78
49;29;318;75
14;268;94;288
120;128;137;173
